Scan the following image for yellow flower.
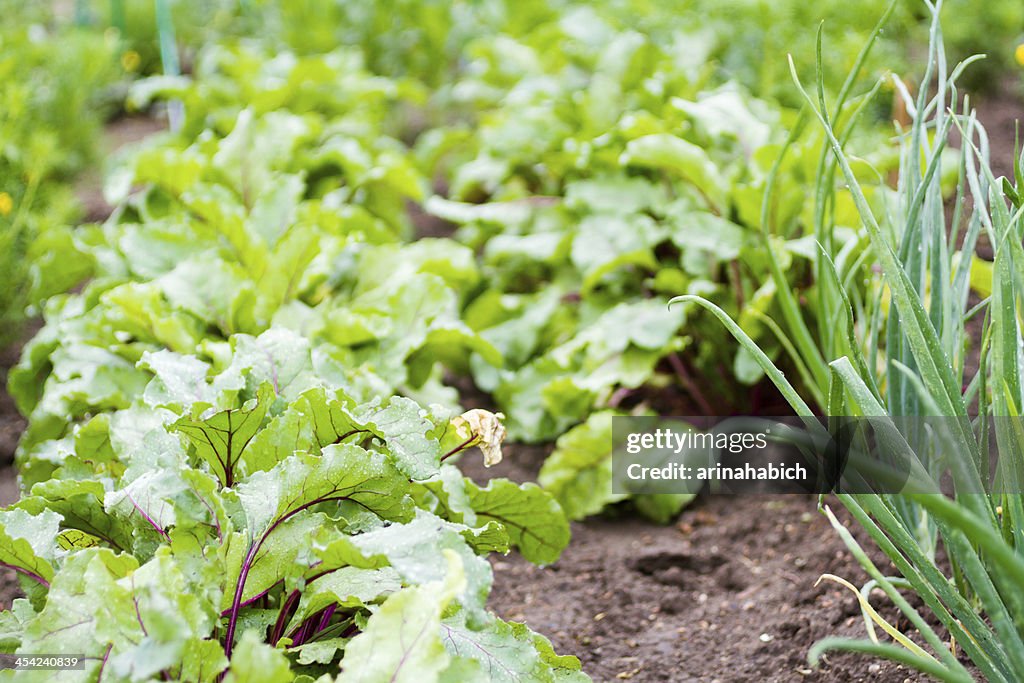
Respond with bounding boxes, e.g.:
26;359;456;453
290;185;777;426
450;409;507;467
0;192;12;217
1016;43;1024;68
121;50;141;73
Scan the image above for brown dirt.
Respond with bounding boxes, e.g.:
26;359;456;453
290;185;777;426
976;77;1024;183
0;340;27;470
459;444;952;683
0;334;25;611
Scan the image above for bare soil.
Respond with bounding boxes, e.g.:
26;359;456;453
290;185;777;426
0;338;27;470
0;335;26;610
976;77;1024;182
459;444;950;683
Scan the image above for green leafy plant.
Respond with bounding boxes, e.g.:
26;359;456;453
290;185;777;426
12;0;906;527
674;3;1024;678
0;5;123;346
414;5;898;520
9;92;498;477
538;411;694;523
0;326;582;681
2;26;589;676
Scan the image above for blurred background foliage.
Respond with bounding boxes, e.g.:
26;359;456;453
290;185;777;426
0;1;124;346
2;0;1022;352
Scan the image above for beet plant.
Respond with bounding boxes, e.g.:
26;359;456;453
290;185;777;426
10;0;907;530
1;42;588;679
0;326;581;681
9;96;493;484
414;10;897;522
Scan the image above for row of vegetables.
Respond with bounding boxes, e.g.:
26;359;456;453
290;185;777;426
4;4;865;678
3;22;591;679
12;4;900;523
3;0;1024;680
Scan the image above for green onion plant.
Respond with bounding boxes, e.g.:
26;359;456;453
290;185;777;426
672;1;1024;679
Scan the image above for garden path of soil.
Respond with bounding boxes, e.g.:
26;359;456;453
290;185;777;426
460;447;941;683
1;86;1021;682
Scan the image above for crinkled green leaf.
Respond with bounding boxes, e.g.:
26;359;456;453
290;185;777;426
178;638;228;683
620;133;728;211
0;509;62;586
19;548;212;682
440;609;590;683
311;510;497;626
223;630;294;683
22;479;132;553
173;382;275;486
241;386;362;473
106;466;232;558
235;444;412;539
570;213;662;291
351;396;440;480
0;598;34;654
667;210;747;276
415;465;479;527
336;550;465;683
139;350;215;412
464;480;569;565
291;637;351;666
156;254;259;336
214;328;322;403
356;240;481;295
538;412;626;520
